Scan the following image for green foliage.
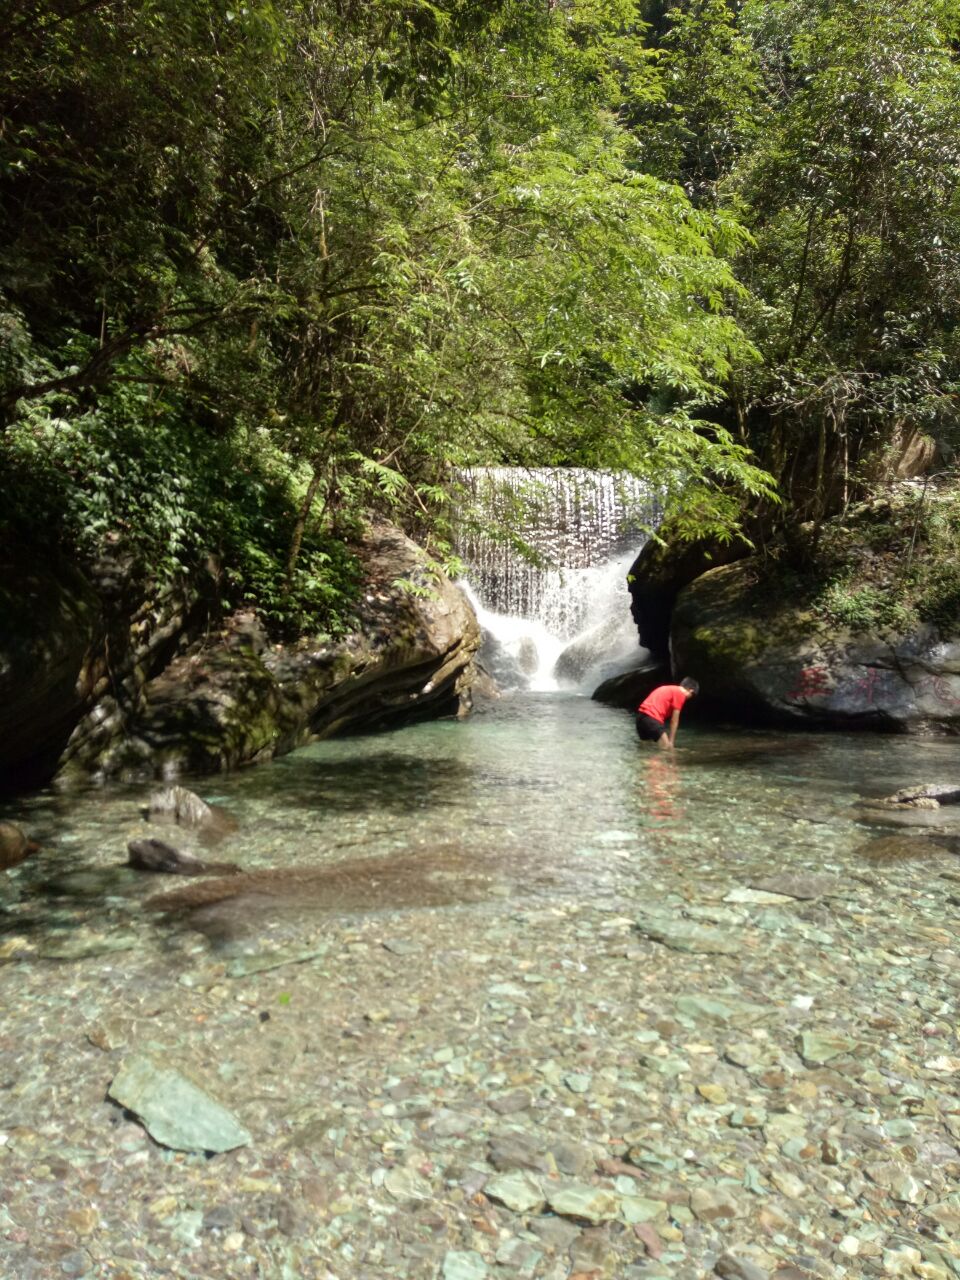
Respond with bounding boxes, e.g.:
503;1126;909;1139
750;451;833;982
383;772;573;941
729;0;960;513
0;0;779;614
1;370;360;634
819;582;913;634
759;485;960;635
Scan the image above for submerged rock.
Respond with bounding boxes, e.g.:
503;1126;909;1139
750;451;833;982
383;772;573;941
108;1054;251;1153
857;834;954;862
797;1030;858;1065
126;837;239;877
635;911;742;955
145;786;237;836
0;821;39;870
545;1182;620;1223
748;872;845;899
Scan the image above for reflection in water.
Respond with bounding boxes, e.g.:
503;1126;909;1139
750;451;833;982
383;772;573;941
639;752;683;822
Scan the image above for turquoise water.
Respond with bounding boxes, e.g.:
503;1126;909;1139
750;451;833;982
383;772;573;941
3;694;959;948
2;694;960;1279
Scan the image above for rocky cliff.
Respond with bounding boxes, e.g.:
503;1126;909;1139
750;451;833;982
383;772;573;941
0;523;481;793
671;558;960;732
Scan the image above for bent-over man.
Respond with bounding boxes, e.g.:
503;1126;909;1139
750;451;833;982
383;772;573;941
636;678;699;750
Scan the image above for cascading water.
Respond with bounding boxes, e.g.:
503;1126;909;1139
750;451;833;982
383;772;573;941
454;467;661;692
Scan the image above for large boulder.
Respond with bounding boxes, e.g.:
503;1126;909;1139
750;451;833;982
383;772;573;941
671;559;960;731
626;533;748;658
590;657;668;711
57;522;481;781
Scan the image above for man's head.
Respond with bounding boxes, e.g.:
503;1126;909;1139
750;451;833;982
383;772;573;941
680;677;699;698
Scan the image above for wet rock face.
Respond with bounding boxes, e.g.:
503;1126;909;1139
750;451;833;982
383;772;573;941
590;657;667;710
671;559;960;732
92;523;480;780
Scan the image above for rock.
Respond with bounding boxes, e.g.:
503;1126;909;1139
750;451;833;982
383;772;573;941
670;555;960;732
484;1170;546;1214
590;658;668;710
890;1172;926;1204
858;834;951;862
554;615;634;684
494;1239;542;1273
878;783;960;806
724;886;795;906
442;1251;488;1280
383;1167;432;1201
488;1088;532;1115
146;786;235;833
0;822;38;870
545;1183;620;1223
797;1030;857;1065
715;1253;769;1280
690;1184;745;1222
633;1222;664;1258
625;530;746;659
3;523;481;789
619;1196;668;1224
635;912;741;955
0;556;103;795
489;1133;552;1175
675;995;767;1025
749;873;845;899
564;1072;592;1094
126;837;240;876
108;1054;251;1152
550;1140;595;1177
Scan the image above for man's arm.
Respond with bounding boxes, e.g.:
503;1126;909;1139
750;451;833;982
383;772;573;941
667;707;681;747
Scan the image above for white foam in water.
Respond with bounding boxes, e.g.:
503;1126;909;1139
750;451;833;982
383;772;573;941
460;582;564;692
455;468;661;693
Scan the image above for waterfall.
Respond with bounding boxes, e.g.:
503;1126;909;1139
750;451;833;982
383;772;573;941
454;468;661;692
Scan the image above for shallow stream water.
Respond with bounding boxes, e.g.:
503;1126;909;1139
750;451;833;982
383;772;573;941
2;697;960;1279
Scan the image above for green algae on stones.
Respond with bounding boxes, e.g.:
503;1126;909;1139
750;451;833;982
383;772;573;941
108;1054;252;1153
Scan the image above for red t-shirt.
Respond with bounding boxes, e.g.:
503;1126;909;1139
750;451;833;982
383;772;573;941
637;684;688;724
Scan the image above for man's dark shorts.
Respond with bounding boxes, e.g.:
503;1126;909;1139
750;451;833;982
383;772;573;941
635;713;666;742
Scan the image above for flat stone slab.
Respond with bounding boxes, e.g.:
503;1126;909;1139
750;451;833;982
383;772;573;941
108;1054;251;1153
674;994;768;1025
635;913;741;956
797;1030;858;1065
748;872;846;899
484;1170;545;1213
545;1182;620;1222
723;886;795;906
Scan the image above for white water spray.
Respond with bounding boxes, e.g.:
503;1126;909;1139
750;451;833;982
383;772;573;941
454;468;660;693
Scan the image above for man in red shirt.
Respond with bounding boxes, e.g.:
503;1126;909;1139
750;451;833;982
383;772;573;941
636;678;699;749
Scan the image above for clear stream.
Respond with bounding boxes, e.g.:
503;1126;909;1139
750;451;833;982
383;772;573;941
3;694;959;948
3;694;960;1279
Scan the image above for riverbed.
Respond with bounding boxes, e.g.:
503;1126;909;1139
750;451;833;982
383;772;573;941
1;695;959;1279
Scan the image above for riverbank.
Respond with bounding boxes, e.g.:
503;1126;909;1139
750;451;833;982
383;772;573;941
1;699;959;1278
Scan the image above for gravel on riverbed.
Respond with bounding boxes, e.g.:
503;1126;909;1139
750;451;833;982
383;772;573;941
1;816;959;1280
